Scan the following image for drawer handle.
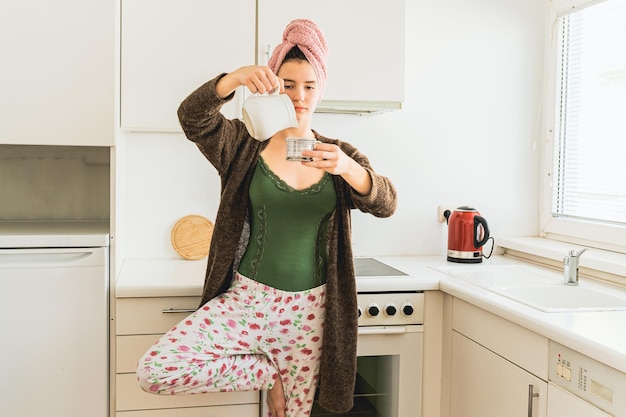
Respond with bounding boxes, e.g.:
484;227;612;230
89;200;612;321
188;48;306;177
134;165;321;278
162;308;196;314
358;326;408;335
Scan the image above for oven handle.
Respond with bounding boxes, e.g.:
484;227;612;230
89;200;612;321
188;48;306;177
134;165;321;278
358;326;408;335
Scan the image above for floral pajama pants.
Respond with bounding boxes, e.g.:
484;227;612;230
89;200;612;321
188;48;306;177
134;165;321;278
136;273;326;417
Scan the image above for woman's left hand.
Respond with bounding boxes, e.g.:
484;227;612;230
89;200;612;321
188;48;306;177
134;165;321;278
301;142;350;176
301;142;373;195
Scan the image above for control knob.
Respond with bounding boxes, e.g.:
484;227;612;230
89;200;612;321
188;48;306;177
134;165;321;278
367;304;380;317
402;303;414;316
384;303;397;316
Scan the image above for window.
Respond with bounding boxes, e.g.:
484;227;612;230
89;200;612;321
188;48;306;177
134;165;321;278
541;0;626;253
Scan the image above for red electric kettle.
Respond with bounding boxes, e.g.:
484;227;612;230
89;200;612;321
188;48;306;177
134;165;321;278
444;206;491;263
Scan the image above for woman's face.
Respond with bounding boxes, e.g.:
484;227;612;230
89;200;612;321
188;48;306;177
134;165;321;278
278;60;320;123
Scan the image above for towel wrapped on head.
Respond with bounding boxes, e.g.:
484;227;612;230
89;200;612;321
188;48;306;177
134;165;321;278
268;19;328;101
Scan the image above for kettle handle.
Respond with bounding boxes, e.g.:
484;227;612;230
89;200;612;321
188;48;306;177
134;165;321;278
474;215;490;248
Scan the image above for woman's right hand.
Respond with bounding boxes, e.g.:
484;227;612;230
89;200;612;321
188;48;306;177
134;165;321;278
216;66;281;98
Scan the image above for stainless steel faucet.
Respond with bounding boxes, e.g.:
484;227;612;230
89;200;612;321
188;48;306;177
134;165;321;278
563;248;587;285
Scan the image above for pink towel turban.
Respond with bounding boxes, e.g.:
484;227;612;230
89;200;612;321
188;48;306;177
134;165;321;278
268;19;328;101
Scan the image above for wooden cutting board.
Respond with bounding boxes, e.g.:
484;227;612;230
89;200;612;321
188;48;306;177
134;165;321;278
170;215;214;260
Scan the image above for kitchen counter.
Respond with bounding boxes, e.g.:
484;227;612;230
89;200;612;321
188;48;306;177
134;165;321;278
0;220;110;247
116;255;626;375
115;256;446;298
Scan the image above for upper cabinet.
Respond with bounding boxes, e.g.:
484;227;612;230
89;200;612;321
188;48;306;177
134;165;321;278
0;0;114;146
258;0;406;114
120;0;406;132
120;0;256;132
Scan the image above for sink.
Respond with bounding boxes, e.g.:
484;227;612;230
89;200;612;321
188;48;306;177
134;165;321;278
496;284;626;312
437;264;626;312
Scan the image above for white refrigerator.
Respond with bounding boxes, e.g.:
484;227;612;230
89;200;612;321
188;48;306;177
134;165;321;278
0;222;109;417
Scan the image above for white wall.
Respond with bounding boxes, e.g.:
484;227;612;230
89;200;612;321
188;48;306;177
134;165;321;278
123;0;546;260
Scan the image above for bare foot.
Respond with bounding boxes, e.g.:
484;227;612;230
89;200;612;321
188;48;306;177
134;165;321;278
267;376;286;417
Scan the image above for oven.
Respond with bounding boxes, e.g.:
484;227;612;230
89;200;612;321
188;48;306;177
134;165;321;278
261;258;424;417
310;258;424;417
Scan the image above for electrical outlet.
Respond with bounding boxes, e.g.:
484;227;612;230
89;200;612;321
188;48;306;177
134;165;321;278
437;205;454;223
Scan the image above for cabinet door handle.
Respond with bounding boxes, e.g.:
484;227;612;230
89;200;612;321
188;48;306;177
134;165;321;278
527;384;540;417
264;44;271;65
162;308;196;314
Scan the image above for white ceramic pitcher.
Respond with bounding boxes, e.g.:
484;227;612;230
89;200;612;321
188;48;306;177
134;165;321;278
242;87;298;141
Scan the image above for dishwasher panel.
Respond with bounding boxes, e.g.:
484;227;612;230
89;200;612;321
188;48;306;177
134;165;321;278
547;384;611;417
549;341;626;417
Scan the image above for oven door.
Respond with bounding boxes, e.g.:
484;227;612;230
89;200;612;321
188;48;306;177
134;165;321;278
260;325;423;417
311;325;424;417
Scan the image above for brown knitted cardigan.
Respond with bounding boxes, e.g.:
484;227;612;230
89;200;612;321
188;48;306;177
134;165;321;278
177;75;397;413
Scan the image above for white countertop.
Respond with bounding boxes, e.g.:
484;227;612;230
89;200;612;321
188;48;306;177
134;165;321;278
116;258;208;297
115;256;446;298
116;255;626;375
0;220;110;247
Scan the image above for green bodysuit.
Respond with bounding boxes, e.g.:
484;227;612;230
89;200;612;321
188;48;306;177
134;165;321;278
238;157;337;291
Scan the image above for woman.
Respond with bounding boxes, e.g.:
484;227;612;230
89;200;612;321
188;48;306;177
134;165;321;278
136;19;397;417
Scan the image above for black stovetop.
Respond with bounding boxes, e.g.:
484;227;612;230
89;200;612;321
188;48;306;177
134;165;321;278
354;257;408;277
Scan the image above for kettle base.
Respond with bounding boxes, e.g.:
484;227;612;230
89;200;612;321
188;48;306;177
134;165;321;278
447;256;483;264
447;249;483;263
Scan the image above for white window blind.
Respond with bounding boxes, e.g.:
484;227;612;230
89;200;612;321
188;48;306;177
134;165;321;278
552;0;626;225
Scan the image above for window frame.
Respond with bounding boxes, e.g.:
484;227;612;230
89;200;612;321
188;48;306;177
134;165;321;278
539;0;626;255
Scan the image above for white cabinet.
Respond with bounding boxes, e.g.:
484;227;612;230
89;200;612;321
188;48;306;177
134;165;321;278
120;0;255;131
257;0;405;111
0;0;114;146
120;0;406;132
451;331;547;417
444;296;624;417
447;298;548;417
114;295;259;416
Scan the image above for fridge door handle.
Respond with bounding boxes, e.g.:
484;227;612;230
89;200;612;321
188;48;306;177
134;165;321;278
0;250;94;267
